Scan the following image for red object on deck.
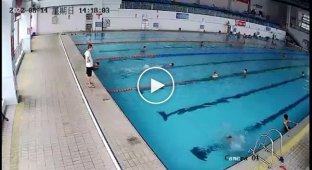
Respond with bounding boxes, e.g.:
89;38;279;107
235;20;246;27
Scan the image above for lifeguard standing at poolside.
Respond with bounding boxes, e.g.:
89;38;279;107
85;44;95;88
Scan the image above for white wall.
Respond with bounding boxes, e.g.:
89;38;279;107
199;0;228;8
37;7;286;40
36;0;121;10
230;0;248;13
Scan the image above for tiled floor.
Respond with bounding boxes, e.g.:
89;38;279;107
2;35;116;170
282;132;309;170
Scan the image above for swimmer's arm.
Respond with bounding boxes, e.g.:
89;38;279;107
289;120;298;125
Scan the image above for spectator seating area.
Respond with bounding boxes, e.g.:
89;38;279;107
121;0;282;29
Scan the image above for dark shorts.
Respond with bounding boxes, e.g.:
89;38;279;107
86;67;93;77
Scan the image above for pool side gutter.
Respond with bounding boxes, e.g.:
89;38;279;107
60;34;166;170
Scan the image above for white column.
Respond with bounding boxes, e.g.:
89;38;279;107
227;0;231;11
20;12;31;52
286;5;291;29
2;0;18;105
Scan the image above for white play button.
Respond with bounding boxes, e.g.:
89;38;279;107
137;67;175;105
151;79;165;93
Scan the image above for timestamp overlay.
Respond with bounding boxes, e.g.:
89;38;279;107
10;7;48;14
9;6;110;15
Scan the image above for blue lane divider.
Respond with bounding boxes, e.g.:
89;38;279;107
96;51;308;61
158;76;306;121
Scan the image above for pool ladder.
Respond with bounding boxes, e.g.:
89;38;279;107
249;128;284;168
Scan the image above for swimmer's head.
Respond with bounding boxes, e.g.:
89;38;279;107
284;114;289;120
143;46;147;49
169;63;174;67
143;64;150;69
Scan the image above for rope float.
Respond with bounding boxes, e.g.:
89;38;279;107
95;53;157;61
75;39;277;48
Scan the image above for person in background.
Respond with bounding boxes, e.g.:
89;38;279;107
141;46;147;53
243;68;248;77
85;44;95;88
283;114;298;133
200;41;204;47
212;71;219;79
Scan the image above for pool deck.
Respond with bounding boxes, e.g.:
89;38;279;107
2;33;309;170
227;115;309;170
2;34;165;170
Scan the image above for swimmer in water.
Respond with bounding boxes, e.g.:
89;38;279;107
200;41;204;47
283;113;297;133
212;71;219;79
243;68;247;77
93;62;100;69
143;64;150;69
141;46;147;53
164;63;174;68
302;71;305;77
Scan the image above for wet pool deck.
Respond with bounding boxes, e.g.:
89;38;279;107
2;34;309;170
2;34;165;170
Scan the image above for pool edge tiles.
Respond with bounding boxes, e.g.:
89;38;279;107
226;115;309;170
61;34;166;170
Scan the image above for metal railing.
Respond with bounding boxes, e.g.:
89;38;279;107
121;1;282;29
249;134;274;168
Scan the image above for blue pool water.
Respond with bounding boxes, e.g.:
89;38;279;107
72;31;309;170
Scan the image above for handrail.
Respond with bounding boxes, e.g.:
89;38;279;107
267;128;283;156
252;134;274;167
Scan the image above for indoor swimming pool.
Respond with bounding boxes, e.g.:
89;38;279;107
72;31;309;170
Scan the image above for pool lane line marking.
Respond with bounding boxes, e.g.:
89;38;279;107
158;79;307;121
59;35;121;170
108;64;308;93
244;94;309;132
94;51;307;61
97;46;305;54
98;46;194;52
172;58;308;69
255;123;309;170
191;95;309;164
74;39;279;48
116;58;308;78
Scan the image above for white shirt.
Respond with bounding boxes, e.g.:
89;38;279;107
85;50;93;67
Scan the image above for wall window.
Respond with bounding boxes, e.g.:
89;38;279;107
300;14;309;31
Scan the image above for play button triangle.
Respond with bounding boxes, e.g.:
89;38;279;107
151;79;165;93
